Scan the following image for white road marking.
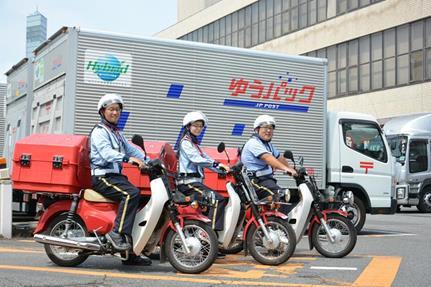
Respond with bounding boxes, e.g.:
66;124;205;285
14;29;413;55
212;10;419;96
310;266;358;271
359;233;416;238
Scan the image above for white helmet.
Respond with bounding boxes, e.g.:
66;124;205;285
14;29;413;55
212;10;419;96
97;93;124;112
183;111;208;127
253;115;276;129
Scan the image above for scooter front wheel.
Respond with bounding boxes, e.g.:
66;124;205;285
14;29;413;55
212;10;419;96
311;213;357;258
44;214;89;267
246;216;296;265
165;220;218;274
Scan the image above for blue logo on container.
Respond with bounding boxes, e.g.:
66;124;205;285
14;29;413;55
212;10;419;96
86;55;130;82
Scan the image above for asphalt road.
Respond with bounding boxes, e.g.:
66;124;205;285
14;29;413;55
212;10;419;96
0;207;429;287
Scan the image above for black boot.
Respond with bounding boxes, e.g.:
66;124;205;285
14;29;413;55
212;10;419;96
122;254;152;266
106;231;131;251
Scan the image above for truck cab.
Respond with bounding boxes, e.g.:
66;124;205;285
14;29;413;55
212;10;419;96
327;111;397;231
384;113;431;212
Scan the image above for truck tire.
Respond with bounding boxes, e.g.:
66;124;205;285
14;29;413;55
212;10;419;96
352;197;366;232
417;188;431;213
341;196;366;232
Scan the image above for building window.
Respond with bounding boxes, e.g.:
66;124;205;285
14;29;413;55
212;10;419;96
348;0;359;10
383;28;396;87
426;48;431;80
299;0;308;28
348;39;359;92
337;43;347;94
371;32;383;89
309;0;317;25
327;46;336;98
337;0;348;14
317;0;327;22
397;24;409;85
282;1;290;34
251;2;259;46
291;0;299;31
359;36;370;92
410;20;424;82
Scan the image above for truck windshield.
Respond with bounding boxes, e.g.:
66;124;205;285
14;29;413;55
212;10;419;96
387;135;407;165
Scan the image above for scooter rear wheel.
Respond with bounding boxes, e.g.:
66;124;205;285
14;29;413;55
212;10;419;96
44;214;89;267
246;216;296;265
311;213;357;258
165;220;218;274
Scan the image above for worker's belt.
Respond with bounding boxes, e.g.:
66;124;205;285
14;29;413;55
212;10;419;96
91;167;120;176
178;172;201;178
176;177;203;185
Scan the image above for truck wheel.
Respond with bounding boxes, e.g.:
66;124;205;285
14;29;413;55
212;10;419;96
417;189;431;213
342;197;366;232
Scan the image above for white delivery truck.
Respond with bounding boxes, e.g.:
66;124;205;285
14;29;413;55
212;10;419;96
384;113;431;212
8;26;396;230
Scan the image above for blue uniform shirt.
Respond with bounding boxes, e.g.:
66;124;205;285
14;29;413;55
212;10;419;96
178;136;219;178
90;124;148;174
241;135;280;176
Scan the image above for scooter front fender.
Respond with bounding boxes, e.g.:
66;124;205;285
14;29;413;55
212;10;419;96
307;209;348;250
262;210;288;220
34;200;72;234
159;213;211;245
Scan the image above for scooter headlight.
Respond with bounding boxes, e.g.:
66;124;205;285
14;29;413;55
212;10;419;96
190;201;200;209
279;188;291;203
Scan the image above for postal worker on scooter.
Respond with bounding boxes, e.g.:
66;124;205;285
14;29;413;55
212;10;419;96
241;115;298;213
90;93;151;265
176;111;230;232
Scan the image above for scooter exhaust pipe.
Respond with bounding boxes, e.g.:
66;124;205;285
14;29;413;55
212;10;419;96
34;234;101;251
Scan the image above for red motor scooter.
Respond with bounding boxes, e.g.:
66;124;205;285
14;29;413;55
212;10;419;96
33;157;219;274
215;143;296;265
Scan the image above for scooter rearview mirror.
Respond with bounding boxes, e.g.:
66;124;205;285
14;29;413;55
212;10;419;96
132;134;147;159
217;142;225;153
217;142;230;164
283;150;294;162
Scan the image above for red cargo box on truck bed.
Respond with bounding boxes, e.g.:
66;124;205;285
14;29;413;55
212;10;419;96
12;134;92;194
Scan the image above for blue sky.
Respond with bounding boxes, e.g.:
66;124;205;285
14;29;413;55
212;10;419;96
0;0;178;82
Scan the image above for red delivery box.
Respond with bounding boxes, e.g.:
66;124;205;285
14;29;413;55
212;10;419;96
202;147;240;197
12;134;92;194
123;141;177;195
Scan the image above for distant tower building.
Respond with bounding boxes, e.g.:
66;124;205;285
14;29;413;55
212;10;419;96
26;10;47;58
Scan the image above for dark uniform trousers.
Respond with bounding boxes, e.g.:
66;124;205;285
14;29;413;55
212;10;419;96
92;173;140;236
250;175;293;214
177;182;225;231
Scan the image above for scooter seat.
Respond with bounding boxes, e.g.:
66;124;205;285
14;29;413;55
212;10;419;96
83;189;115;203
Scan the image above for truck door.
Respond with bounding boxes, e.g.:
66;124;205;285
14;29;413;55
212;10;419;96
406;139;429;197
339;120;392;208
